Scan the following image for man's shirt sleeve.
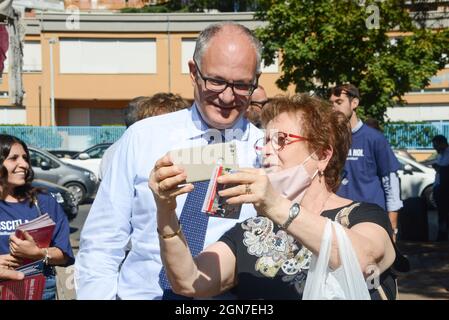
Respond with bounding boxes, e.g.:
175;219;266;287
74;129;136;299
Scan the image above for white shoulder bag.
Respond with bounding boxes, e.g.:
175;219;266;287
303;219;371;300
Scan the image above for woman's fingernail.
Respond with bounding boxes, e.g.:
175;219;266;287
217;177;223;183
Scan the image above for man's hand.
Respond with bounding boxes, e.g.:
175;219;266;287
388;211;399;243
148;153;194;211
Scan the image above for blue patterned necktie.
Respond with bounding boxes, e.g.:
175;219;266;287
158;177;211;300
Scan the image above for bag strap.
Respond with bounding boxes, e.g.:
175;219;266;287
33;198;42;216
334;202;360;227
334;202;397;300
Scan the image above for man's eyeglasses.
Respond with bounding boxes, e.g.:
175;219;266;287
194;61;258;96
250;99;269;109
254;131;308;154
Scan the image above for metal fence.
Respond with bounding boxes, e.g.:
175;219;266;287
384;122;449;149
0;123;448;150
0;126;126;151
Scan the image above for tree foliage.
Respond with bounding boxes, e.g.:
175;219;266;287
255;0;449;122
121;0;262;13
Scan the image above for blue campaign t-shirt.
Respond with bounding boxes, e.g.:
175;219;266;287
337;123;400;211
0;193;75;266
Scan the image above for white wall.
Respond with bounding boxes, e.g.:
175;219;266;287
59;38;157;74
386;104;449;122
0;107;26;124
181;39;196;74
3;41;42;72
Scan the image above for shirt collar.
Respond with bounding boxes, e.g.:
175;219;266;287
352;119;364;133
186;102;251;142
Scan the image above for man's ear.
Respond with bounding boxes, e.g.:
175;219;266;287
351;97;360;111
188;60;197;86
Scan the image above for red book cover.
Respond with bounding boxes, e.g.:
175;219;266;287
0;261;46;300
16;225;55;248
15;214;55;265
0;274;46;300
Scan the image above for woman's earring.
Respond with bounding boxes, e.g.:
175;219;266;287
318;170;324;183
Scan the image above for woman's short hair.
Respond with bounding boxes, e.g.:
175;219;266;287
0;134;36;202
261;94;351;192
137;93;190;120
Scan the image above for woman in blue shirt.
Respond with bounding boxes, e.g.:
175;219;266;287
0;134;74;300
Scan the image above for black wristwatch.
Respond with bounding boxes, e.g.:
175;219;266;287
279;202;300;229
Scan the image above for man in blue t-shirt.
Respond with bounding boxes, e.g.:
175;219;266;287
329;84;403;241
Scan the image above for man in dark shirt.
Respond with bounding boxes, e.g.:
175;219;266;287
329;84;403;241
432;135;449;240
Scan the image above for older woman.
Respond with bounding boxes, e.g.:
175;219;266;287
0;135;74;299
150;94;397;300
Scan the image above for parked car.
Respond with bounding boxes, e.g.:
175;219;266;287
47;150;79;159
395;153;436;209
61;143;112;178
28;147;98;204
419;152;438;169
394;149;417;161
31;179;79;221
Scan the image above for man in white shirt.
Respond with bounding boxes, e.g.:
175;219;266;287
99;94;189;181
98;96;145;182
74;22;263;299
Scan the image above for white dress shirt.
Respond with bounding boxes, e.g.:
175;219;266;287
98;140;120;181
74;104;263;299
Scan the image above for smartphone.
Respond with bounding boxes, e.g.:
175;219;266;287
169;142;239;183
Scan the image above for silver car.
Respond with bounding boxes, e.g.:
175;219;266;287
29;147;98;204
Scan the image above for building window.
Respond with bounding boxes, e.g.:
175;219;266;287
3;41;42;72
23;41;42;71
181;38;196;74
59;38;157;74
0;107;26;124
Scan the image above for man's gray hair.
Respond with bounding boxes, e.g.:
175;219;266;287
193;22;262;74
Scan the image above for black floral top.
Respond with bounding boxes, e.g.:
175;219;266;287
219;202;397;300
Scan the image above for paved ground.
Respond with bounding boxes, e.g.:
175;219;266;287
397;241;449;300
56;204;449;300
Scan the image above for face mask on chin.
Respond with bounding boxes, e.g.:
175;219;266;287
267;152;318;203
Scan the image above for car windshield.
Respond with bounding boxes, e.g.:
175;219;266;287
394;149;416;162
29;149;60;168
73;144;110;159
87;146;108;158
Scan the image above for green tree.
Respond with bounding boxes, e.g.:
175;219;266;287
255;0;449;122
121;0;262;13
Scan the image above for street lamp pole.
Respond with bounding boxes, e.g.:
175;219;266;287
49;38;57;126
